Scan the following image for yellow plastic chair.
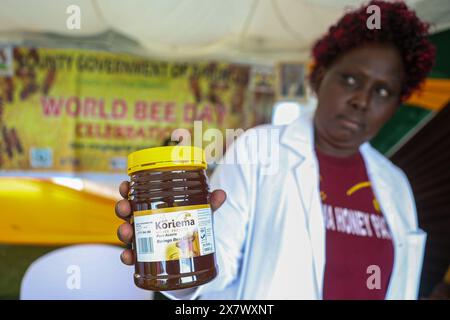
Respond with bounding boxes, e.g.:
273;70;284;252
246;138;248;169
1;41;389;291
0;177;121;245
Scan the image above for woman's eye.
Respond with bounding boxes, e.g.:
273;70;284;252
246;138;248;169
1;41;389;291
377;87;390;98
343;75;356;86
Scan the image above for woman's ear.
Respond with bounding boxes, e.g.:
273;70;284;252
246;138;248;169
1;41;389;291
311;66;326;94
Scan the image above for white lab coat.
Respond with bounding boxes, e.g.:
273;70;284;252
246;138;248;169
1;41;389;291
165;110;427;300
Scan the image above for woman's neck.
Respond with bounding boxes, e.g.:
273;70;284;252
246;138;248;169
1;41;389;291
314;127;360;158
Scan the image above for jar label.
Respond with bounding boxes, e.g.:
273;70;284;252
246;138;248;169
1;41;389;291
133;204;215;262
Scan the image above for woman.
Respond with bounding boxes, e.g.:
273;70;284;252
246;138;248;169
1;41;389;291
115;0;435;299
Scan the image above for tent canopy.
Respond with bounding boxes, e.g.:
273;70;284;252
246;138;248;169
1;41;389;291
0;0;449;64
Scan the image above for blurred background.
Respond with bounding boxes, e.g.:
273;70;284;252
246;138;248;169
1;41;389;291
0;0;449;299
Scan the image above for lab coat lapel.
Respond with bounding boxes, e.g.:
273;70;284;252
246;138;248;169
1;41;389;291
360;143;401;241
360;143;408;299
281;111;325;298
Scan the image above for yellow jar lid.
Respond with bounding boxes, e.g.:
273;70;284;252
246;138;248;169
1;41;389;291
127;146;207;175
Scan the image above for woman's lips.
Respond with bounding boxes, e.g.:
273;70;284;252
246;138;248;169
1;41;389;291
338;115;363;131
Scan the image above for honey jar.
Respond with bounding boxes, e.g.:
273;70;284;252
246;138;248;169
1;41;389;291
127;146;218;291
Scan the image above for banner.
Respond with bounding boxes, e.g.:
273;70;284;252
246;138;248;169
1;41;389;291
0;47;251;173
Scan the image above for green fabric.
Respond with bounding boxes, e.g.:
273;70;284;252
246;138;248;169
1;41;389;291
370;105;431;155
428;29;450;78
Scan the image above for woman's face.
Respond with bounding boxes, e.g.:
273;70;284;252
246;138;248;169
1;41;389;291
313;43;405;157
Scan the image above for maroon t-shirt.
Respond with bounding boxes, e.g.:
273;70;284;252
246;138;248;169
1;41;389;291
316;148;394;300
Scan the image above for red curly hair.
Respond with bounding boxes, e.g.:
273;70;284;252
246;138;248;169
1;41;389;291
309;0;436;101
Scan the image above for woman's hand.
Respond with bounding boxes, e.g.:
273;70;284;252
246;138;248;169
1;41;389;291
115;181;227;265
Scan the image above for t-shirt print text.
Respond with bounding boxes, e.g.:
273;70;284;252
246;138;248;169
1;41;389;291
322;203;392;240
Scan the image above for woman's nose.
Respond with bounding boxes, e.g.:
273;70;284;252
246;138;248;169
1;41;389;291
349;88;370;110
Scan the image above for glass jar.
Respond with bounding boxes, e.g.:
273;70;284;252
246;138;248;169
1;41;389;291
127;146;218;291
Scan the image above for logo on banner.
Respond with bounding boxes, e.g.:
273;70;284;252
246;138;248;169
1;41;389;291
0;46;13;76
